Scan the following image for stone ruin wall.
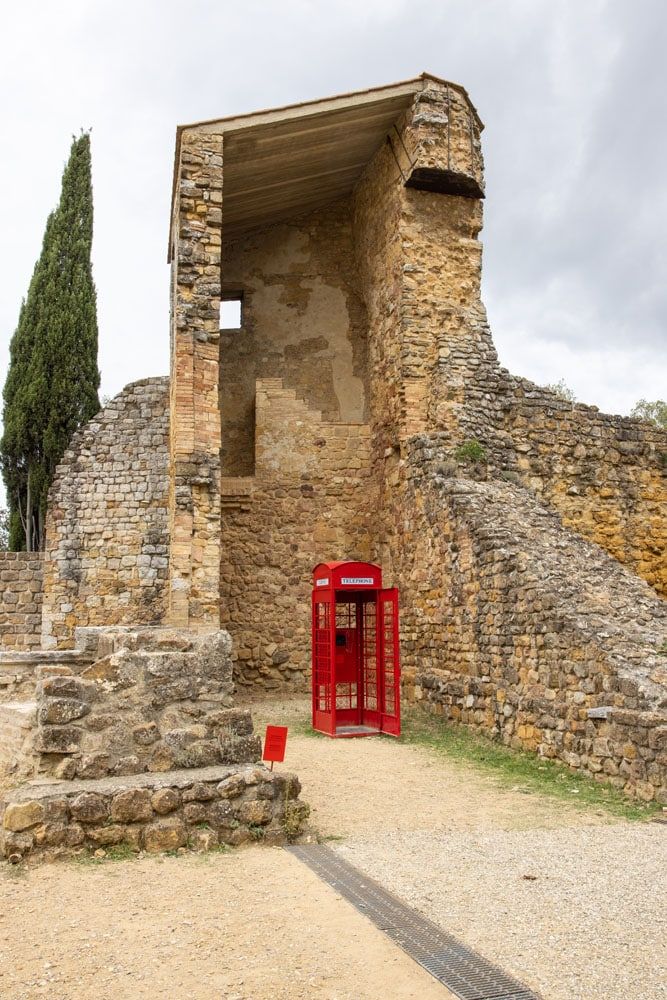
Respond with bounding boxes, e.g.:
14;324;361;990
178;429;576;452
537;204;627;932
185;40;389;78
395;444;667;803
216;201;375;686
219;197;368;475
28;628;259;782
350;80;667;801
40;378;170;649
168;130;224;630
0;553;43;651
220;378;376;688
503;383;667;596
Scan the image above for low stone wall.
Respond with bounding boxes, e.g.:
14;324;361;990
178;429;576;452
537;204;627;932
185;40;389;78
41;378;170;648
0;552;43;651
395;441;667;803
0;650;94;705
31;628;256;782
0;702;35;789
1;762;308;862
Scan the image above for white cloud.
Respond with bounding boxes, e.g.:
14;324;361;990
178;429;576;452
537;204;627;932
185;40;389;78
0;0;664;513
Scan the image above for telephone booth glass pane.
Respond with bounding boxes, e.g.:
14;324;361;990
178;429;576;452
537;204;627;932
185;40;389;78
314;600;331;712
362;600;377;712
335;600;358;710
383;599;396;715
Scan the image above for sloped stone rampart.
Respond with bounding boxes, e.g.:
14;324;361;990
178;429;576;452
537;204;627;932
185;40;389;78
396;441;667;802
0;762;308;862
0;553;43;650
41;378;170;648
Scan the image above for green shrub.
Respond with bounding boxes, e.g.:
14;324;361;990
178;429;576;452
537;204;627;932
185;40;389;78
454;439;487;465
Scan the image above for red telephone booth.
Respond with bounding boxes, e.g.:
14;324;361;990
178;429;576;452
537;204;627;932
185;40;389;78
311;561;400;738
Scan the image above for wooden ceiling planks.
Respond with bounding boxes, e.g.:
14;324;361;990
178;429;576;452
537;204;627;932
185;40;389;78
218;90;417;234
169;75;479;254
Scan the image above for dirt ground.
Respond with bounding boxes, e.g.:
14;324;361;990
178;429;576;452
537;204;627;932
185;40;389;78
1;695;664;1000
0;848;450;1000
250;697;615;838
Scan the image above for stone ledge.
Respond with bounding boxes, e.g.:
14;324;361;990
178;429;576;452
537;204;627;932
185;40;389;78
2;763;310;862
0;650;93;668
7;763;266;802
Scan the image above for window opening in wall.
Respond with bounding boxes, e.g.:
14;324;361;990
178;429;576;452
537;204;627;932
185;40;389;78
220;294;243;330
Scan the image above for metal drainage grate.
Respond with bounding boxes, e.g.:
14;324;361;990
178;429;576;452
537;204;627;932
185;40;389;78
288;844;541;1000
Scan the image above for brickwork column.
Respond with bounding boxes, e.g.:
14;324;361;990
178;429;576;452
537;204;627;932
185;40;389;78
168;130;223;627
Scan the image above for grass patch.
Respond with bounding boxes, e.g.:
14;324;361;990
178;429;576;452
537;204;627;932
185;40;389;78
291;717;327;739
2;861;29;880
74;843;138;866
401;707;660;821
318;833;345;843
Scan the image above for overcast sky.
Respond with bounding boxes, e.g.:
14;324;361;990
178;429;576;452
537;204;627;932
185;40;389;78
1;0;665;441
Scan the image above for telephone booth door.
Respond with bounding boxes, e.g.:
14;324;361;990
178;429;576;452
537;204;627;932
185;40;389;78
311;562;400;738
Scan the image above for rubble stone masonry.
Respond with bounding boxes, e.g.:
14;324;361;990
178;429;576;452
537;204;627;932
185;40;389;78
41;378;170;648
168;130;223;629
220;378;376;687
0;553;43;650
396;442;667;803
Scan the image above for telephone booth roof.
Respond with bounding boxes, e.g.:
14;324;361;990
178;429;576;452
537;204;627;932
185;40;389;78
312;561;382;589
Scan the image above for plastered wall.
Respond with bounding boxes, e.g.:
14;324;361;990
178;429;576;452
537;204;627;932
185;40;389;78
219;198;368;476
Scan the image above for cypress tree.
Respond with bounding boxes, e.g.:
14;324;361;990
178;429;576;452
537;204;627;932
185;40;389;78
1;132;100;550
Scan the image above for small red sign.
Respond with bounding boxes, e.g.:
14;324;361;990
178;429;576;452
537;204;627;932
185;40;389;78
263;725;288;768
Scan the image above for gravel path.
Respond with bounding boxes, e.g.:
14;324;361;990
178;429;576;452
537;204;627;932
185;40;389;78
252;696;667;1000
251;696;614;838
340;825;667;1000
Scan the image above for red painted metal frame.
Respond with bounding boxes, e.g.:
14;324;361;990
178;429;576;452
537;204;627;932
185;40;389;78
311;562;400;738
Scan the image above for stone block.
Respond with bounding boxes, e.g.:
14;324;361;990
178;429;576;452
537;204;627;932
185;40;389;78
183;802;208;824
70;793;108;823
217;774;246;799
188;827;219;851
88;824;128;847
210;708;253;737
34;725;83;754
235;800;273;826
38;697;90;725
219;734;262;765
151;788;181;815
182;782;218;803
77;753;112;779
2;830;34;855
40;676;95;701
143;817;187;853
133;722;160;745
113;755;144;776
207;800;236;829
4;801;45;832
110;788;153;823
